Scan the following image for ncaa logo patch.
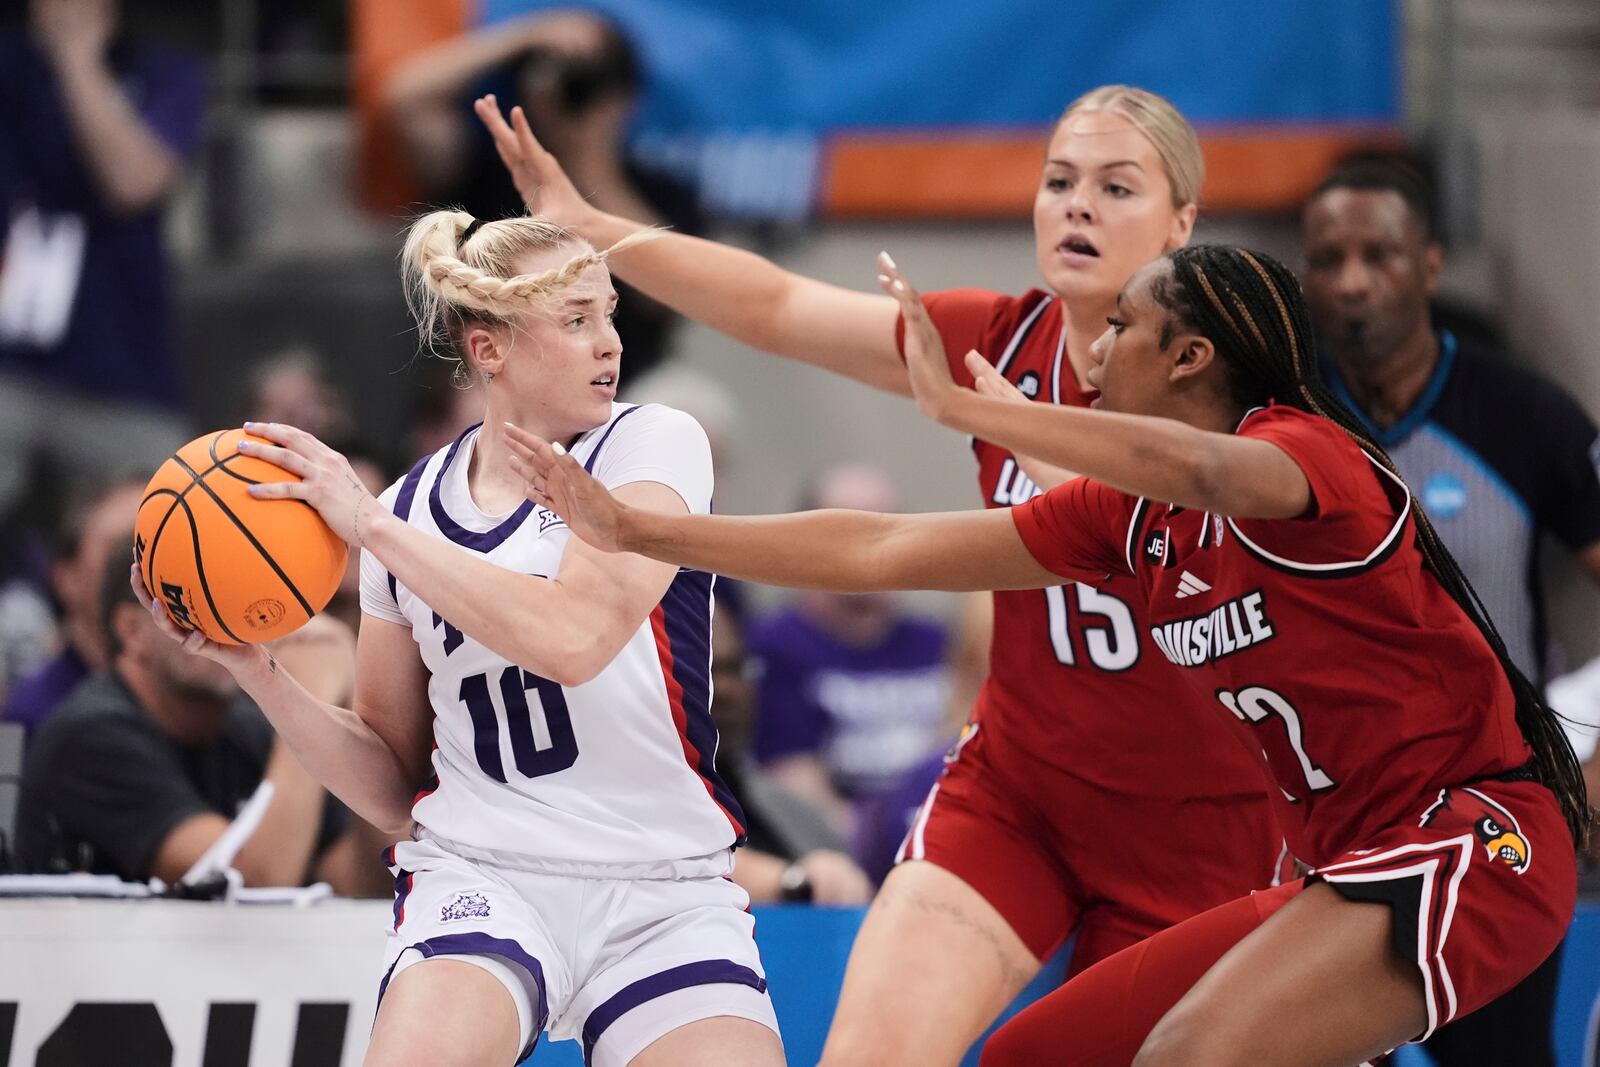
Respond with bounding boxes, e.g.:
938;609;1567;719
440;891;492;922
1016;372;1041;399
1421;471;1468;520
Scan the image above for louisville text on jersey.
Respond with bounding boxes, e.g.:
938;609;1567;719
1149;589;1277;668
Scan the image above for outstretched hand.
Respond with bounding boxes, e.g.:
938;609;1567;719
504;424;630;553
474;93;595;229
876;252;973;425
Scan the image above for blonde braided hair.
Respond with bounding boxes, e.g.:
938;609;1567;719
401;210;659;378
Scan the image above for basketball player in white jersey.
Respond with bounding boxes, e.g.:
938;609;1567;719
131;212;784;1067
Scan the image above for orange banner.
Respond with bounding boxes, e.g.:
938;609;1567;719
822;125;1400;219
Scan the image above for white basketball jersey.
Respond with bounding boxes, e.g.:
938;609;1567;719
359;403;745;872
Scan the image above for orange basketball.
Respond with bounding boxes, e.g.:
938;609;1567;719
134;429;348;645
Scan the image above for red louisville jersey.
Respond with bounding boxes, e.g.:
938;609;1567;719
899;289;1268;799
1014;403;1533;864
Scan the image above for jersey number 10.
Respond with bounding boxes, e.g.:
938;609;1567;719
459;667;579;781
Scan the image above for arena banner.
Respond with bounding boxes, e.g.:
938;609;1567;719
355;0;1398;218
6;898;1592;1065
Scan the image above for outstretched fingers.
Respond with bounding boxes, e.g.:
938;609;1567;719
875;251;925;318
967;350;1027;402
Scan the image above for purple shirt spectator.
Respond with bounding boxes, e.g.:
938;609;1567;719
3;645;89;738
748;607;950;801
0;29;205;408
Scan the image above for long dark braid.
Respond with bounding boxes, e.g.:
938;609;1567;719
1154;243;1591;845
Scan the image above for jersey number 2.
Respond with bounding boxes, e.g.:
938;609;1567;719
460;667;579;781
1215;685;1335;799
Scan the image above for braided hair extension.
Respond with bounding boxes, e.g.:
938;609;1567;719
1152;244;1591;845
401;210;660;376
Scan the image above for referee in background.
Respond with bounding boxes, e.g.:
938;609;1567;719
1300;153;1600;1067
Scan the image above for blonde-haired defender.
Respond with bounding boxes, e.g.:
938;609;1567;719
130;211;784;1067
477;82;1285;1067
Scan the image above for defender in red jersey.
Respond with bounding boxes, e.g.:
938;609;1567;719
507;244;1585;1066
891;288;1282;965
479;87;1285;1063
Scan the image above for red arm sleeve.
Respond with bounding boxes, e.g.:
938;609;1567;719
893;288;1013;387
1011;477;1139;584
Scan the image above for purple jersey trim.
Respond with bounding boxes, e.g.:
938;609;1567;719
375;932;549;1060
660;568;747;842
427;423;537;552
386;452;432;600
582;404;643;474
581;958;767;1062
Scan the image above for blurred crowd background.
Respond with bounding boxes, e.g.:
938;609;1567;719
1;0;1599;913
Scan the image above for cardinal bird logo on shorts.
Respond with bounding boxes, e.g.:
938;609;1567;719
1421;788;1531;874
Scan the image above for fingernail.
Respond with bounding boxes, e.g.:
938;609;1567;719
243;421;255;429
877;274;890;285
552;442;567;456
248;485;262;496
880;252;897;269
236;440;251;450
893;280;905;292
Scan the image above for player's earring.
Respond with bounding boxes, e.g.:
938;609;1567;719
485;371;495;383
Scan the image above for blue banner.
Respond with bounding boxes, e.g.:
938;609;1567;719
481;0;1397;132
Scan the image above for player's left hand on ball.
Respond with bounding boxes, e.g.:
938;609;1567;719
130;564;263;673
237;421;377;547
876;252;965;424
503;423;629;553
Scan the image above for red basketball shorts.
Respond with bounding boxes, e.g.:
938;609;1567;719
894;720;1291;969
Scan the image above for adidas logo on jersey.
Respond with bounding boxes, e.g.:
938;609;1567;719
1174;571;1212;598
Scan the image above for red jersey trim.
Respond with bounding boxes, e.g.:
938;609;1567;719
1225;455;1412;578
1227;409;1414;578
1123;497;1152;575
995;296;1053;377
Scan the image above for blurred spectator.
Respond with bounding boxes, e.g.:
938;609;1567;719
407;358;486;460
0;0;204;520
1547;659;1600;851
14;546;367;891
244;349;356;451
1;475;141;738
714;603;871;906
1301;151;1600;1067
748;464;951;841
382;7;701;385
